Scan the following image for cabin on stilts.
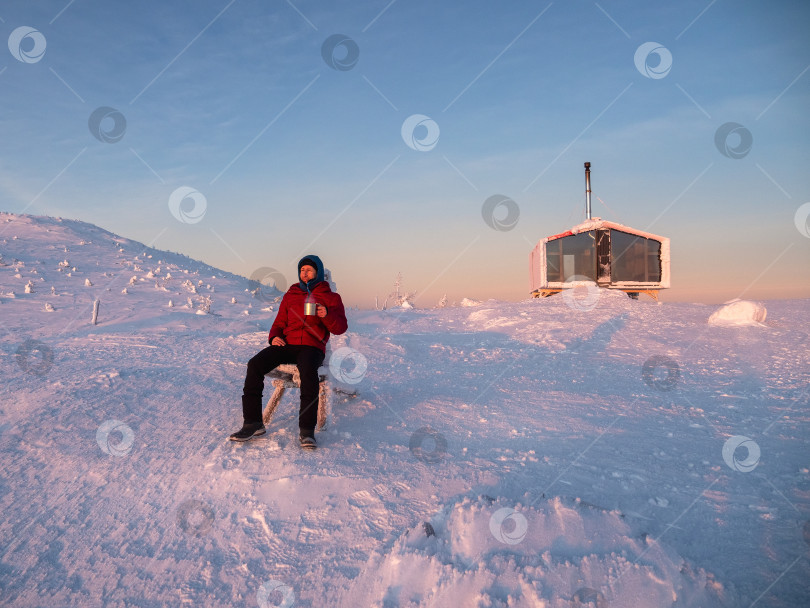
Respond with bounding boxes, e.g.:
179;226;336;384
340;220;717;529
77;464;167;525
529;163;670;301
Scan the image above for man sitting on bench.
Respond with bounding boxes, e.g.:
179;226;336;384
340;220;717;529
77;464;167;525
230;254;348;448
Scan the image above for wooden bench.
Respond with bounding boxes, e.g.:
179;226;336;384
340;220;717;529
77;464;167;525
262;363;331;431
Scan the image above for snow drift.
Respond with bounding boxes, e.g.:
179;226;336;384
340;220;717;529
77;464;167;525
708;299;767;327
342;495;723;607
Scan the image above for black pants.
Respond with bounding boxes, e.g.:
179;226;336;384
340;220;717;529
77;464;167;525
242;344;325;432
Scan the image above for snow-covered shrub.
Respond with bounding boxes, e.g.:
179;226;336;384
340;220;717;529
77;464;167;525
84;278;93;287
197;295;212;314
24;280;34;294
324;267;337;292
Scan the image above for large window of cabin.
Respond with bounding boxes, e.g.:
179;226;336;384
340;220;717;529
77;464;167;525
610;229;661;282
546;231;596;282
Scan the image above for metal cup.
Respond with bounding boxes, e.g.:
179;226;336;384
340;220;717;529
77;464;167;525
304;301;317;316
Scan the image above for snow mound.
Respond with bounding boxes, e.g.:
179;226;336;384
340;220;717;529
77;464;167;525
460;297;481;306
342;495;723;607
708;299;767;327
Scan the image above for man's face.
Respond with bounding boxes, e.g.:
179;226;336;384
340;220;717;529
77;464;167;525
299;265;316;282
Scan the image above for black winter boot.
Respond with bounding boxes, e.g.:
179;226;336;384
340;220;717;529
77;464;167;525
299;429;316;449
229;422;266;442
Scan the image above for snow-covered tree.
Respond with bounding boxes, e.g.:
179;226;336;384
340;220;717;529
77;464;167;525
389;272;416;308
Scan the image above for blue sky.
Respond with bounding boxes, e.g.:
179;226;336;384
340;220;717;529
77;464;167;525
1;0;808;307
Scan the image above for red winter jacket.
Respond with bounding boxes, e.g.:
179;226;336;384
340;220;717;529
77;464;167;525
268;282;348;352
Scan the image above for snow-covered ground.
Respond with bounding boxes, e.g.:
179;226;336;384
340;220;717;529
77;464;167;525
1;213;808;607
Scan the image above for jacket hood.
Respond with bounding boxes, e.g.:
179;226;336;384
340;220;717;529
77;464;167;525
298;254;325;292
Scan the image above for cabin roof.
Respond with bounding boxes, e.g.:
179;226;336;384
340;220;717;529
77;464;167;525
546;217;667;243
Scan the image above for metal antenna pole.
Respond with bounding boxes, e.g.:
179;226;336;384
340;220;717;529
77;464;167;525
584;162;592;220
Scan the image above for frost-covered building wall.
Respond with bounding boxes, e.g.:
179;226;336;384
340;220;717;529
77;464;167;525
530;217;670;299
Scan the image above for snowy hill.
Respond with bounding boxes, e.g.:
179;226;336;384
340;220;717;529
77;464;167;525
1;213;808;607
0;213;281;333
